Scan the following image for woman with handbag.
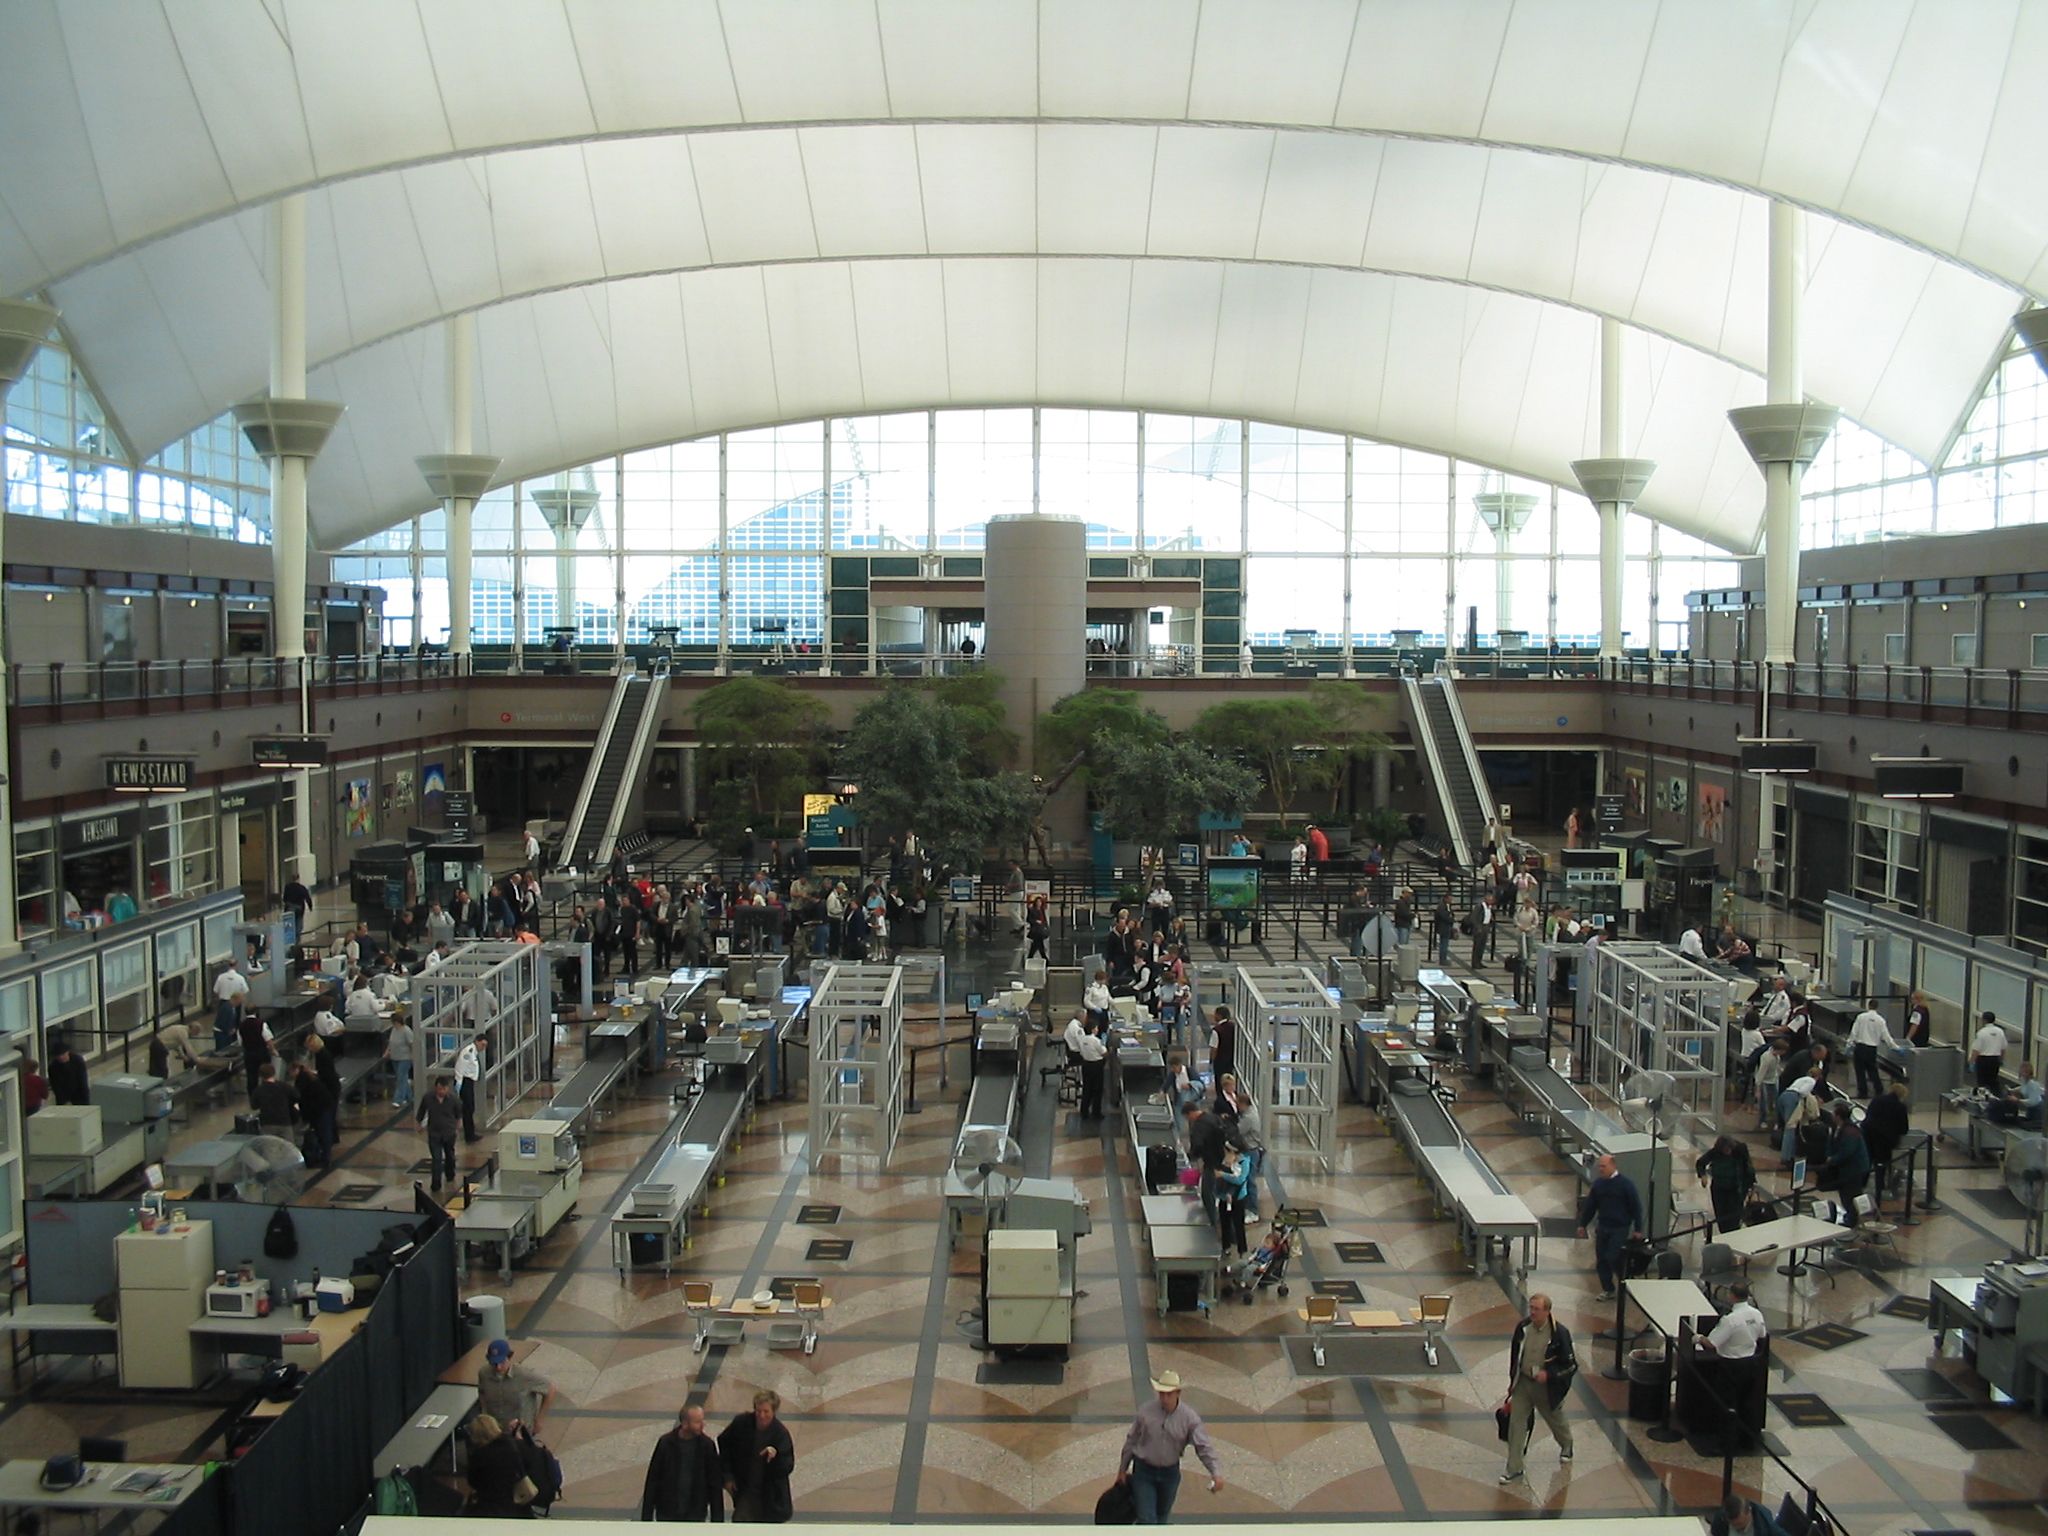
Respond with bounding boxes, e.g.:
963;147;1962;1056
464;1414;535;1518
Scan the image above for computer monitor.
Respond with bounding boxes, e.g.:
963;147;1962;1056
1791;1157;1807;1189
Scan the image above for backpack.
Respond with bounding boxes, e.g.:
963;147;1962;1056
374;1470;420;1516
1095;1480;1137;1524
263;1207;298;1260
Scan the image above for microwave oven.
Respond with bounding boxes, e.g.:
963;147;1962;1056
205;1280;266;1318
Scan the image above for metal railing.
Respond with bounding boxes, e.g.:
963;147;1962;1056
7;652;473;713
1606;656;2048;721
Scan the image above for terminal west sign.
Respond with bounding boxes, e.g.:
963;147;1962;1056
103;755;194;793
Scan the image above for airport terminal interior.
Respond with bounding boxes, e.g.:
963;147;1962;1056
6;4;2048;1534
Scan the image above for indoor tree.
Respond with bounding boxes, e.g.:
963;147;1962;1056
1035;688;1167;780
1087;734;1258;850
1192;683;1389;827
840;684;1037;873
691;676;829;831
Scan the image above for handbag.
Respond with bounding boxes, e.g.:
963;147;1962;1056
1094;1480;1137;1524
1494;1402;1511;1442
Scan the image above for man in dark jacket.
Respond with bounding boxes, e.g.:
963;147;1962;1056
1823;1101;1871;1225
291;1058;336;1167
1574;1152;1645;1301
1500;1292;1577;1482
238;1011;273;1104
46;1039;90;1106
718;1390;795;1523
1862;1081;1910;1199
1183;1100;1245;1230
642;1403;726;1521
415;1076;462;1193
251;1061;297;1135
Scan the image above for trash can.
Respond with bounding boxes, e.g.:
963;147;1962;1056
1627;1347;1668;1421
463;1293;507;1353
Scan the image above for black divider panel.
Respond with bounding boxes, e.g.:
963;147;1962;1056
230;1323;374;1536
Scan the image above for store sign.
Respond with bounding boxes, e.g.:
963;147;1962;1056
218;782;282;814
442;791;474;837
63;808;140;853
252;736;328;769
103;756;192;793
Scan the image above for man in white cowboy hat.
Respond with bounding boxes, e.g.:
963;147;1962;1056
1116;1368;1223;1524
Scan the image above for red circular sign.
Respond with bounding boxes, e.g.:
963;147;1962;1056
499;712;512;723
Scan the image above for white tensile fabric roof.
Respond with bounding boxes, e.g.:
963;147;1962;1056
5;0;2041;553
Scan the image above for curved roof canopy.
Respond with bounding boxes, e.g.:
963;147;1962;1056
6;0;2041;553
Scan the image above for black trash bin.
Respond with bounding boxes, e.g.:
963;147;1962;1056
1627;1347;1669;1421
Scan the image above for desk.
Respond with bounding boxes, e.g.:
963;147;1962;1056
1140;1193;1208;1227
236;1312;362;1420
374;1383;480;1476
0;1303;118;1389
1456;1191;1539;1279
1722;1213;1850;1293
1147;1225;1220;1317
0;1458;206;1528
164;1137;250;1199
455;1196;535;1281
1928;1275;1985;1339
714;1296;834;1354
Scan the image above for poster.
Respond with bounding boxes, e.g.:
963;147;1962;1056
1206;864;1260;912
1696;781;1727;845
1622;766;1647;821
394;768;416;811
344;778;374;839
421;761;447;802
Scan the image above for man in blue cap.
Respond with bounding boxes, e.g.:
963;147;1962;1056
478;1337;557;1513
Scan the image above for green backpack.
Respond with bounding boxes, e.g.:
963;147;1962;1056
373;1471;418;1516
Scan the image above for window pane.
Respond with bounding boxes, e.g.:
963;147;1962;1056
1245;556;1344;644
1143;414;1241;552
727;425;826;550
521;553;616;641
623;438;721;549
935;409;1032;536
832;414;929;550
1246;425;1344;553
1353;445;1448;554
522;464;617;552
1351;558;1446;642
1041;409;1136;548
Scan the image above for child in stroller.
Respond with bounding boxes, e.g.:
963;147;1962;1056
1225;1212;1297;1303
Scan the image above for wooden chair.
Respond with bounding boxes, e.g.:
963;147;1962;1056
1302;1294;1342;1368
684;1282;741;1353
1410;1293;1452;1367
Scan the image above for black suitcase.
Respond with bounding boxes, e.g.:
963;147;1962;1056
1166;1272;1202;1311
1144;1144;1176;1193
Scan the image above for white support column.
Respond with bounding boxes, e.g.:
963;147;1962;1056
1573;318;1656;664
1340;435;1355;675
416;313;498;660
0;299;59;957
1728;201;1839;875
234;197;343;891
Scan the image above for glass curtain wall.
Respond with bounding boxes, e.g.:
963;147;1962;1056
339;408;1744;663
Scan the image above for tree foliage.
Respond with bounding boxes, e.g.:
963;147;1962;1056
690;677;829;821
1035;688;1167;778
841;685;1037;872
1088;735;1258;850
1191;683;1389;823
923;669;1019;775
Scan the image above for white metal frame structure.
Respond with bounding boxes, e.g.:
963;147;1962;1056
410;940;548;1131
1580;942;1734;1141
807;963;904;1172
1229;963;1337;1169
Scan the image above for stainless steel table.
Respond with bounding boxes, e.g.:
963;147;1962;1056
373;1383;480;1476
455;1196;535;1281
1147;1224;1221;1316
164;1137;250;1198
0;1458;206;1528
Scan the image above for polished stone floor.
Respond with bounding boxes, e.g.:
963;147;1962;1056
7;890;2047;1535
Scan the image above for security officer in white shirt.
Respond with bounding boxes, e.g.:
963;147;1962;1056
1075;1022;1110;1119
1677;926;1707;962
455;1034;485;1142
1063;1014;1089;1056
1758;977;1792;1031
1692;1281;1768;1442
1846;999;1901;1098
1970;1011;2008;1092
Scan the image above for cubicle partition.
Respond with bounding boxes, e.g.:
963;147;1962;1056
1823;896;2048;1070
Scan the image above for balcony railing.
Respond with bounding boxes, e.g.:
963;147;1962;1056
7;652;472;714
1605;657;2048;722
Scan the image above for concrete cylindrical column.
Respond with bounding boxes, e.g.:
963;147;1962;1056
984;516;1086;769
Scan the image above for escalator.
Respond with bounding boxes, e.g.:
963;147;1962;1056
557;670;669;871
1400;668;1496;869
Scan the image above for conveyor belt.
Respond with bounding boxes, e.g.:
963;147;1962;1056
963;1071;1020;1133
1514;1060;1588;1115
1386;1087;1460;1149
537;1056;628;1132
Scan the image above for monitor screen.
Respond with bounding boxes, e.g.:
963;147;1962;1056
1792;1158;1807;1189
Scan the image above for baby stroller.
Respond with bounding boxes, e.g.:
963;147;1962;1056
1226;1214;1298;1303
